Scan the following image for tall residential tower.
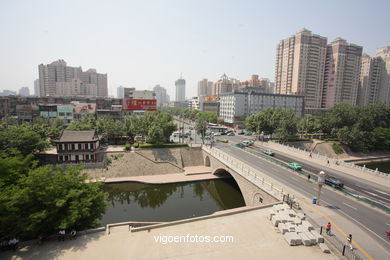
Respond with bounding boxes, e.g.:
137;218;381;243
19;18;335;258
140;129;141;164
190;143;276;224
175;77;186;102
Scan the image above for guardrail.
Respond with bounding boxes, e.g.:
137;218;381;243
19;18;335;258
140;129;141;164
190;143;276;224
202;145;284;200
271;142;389;177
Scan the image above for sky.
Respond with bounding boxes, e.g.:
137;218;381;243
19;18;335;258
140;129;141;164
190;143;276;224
1;0;389;99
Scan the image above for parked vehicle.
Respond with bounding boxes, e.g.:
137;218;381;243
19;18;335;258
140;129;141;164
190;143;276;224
244;130;253;136
227;132;235;136
238;130;244;135
325;177;344;188
262;150;275;156
242;140;254;146
213;132;221;136
286;162;302;170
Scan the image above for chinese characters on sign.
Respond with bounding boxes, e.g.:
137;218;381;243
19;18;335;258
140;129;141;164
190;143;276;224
122;99;157;111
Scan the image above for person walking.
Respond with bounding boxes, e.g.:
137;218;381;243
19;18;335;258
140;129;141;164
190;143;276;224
8;237;19;251
70;230;77;240
325;222;331;235
347;234;353;250
327;159;330;166
309;152;312;158
58;230;66;241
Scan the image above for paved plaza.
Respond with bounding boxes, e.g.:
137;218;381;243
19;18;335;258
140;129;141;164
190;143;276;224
1;207;336;260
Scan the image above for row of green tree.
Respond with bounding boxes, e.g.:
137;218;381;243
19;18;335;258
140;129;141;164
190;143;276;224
0;124;107;239
245;103;390;152
160;107;219;123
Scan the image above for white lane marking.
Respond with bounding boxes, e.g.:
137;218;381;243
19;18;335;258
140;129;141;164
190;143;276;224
342;202;357;211
375;189;390;196
364;190;378;197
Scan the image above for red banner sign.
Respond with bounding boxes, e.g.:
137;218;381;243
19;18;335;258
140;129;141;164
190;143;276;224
123;99;157;111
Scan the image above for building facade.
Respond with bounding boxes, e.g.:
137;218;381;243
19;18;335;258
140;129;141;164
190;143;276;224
55;130;101;163
322;38;362;108
275;29;327;114
376;46;390;104
38;59;107;98
358;54;385;106
175;78;186;102
19;87;30;96
117;86;124;98
212;74;241;96
34;79;40;97
153;85;169;107
219;90;304;124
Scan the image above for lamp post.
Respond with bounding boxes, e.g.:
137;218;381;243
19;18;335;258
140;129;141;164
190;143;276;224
317;171;327;205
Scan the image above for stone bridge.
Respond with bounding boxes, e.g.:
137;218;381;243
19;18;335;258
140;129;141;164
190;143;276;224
202;146;280;207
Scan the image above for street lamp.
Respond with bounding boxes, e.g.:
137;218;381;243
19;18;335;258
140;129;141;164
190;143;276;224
316;171;327;205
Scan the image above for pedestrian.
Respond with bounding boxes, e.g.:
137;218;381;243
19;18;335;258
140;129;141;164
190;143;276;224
325;222;331;235
70;230;77;240
309;152;312;158
347;234;353;250
307;174;311;181
58;230;65;241
8;237;18;251
327;159;330;166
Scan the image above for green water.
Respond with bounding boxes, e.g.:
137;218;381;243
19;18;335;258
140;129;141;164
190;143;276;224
101;178;245;225
361;161;390;174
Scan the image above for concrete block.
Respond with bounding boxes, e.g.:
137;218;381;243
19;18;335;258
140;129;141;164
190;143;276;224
278;223;289;235
318;243;330;253
293;217;302;225
301;220;314;231
285;209;296;217
268;210;275;220
285;223;296;232
298;232;312;246
271;215;281;227
297;212;305;220
310;230;324;243
284;232;302;246
304;231;317;245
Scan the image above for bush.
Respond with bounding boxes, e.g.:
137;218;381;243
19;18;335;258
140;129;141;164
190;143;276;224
125;143;131;151
333;143;344;154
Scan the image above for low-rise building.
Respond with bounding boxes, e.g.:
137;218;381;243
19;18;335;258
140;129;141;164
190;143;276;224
39;104;58;122
16;105;39;124
57;104;74;124
73;102;96;120
219;90;304;124
188;97;200;110
54;130;101;163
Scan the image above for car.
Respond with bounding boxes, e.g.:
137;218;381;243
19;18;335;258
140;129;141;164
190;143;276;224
262;150;275;156
213;132;221;136
325;177;344;188
242;140;254;146
286;162;302;170
217;138;229;143
234;143;246;148
238;130;244;135
244;130;253;136
227;132;235;136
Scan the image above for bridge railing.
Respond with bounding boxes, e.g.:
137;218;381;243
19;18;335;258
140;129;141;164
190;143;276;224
202;145;285;200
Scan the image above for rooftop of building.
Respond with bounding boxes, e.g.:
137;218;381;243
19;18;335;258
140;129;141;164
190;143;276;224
57;130;98;142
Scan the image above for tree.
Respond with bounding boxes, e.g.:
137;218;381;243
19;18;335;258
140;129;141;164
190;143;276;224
147;125;165;144
272;109;298;143
195;117;208;144
245;108;275;137
0;125;49;157
0;164;107;239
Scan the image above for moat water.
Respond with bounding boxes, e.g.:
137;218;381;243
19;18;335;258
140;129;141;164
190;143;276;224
360;161;390;174
100;178;245;225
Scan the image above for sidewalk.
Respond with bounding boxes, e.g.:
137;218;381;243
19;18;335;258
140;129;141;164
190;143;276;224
257;141;390;188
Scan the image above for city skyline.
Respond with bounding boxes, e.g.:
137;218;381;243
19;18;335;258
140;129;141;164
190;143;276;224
1;0;389;99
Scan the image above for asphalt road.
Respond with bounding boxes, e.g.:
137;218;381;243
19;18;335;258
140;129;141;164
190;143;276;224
248;143;390;208
213;140;390;254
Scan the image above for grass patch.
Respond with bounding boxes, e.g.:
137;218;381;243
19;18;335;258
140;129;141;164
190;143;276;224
333;143;344;154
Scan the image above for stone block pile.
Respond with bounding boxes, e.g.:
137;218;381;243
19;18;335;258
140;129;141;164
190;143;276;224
269;204;326;248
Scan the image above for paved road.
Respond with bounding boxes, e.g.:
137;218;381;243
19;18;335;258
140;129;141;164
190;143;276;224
248;144;390;208
213;141;390;255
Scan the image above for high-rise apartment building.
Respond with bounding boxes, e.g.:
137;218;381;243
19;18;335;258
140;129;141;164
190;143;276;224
197;79;213;97
175;78;186;101
322;38;362;108
153;85;169;107
212;74;240;96
275;29;327;113
376;46;390;104
117;86;124;98
357;54;385;106
19;87;30;96
34;79;40;97
38;59;107;97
